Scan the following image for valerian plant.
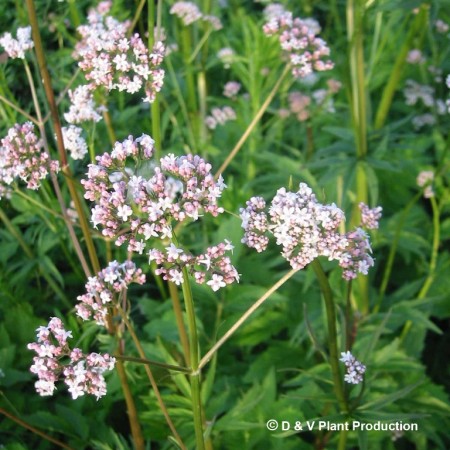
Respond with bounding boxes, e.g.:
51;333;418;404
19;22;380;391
1;1;450;450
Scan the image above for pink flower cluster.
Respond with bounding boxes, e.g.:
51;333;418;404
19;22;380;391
338;228;374;280
205;106;236;129
28;317;115;399
340;351;366;385
281;80;341;122
82;134;227;253
76;260;146;326
170;2;222;30
223;81;241;99
0;122;59;199
417;170;434;198
0;26;34;59
358;202;382;230
149;240;239;291
240;183;379;280
263;11;334;78
74;2;165;103
64;85;105;124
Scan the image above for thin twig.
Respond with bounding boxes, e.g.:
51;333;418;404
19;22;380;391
198;269;298;371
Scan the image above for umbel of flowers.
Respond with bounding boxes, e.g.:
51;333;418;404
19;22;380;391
240;183;381;280
82;134;238;291
28;317;115;399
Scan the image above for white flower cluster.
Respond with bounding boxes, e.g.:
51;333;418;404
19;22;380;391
0;26;34;59
340;351;366;385
62;125;88;160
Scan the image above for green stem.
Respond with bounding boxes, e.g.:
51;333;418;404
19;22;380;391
374;6;428;130
168;281;191;366
0;94;39;125
181;266;205;450
181;26;199;143
312;260;348;413
347;0;369;314
102;109;117;146
338;427;348;450
149;0;162;160
347;0;367;159
373;191;422;313
215;64;291;178
400;195;440;342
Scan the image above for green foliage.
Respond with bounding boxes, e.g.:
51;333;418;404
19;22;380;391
0;0;449;449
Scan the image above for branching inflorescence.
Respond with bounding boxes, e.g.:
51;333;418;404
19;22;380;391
82;134;238;291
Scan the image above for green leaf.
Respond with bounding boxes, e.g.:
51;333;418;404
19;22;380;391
358;380;424;411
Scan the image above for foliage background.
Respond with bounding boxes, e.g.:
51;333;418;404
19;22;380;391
0;0;450;449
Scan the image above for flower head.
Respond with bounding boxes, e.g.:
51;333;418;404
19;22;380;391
82;135;226;252
358;202;382;230
0;26;34;59
76;260;145;325
0;122;59;199
64;85;105;124
74;3;165;103
28;317;115;399
149;240;239;291
263;11;334;78
340;351;366;385
241;183;376;280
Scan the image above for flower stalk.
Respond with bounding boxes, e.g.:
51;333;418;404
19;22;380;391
312;259;348;414
181;266;206;450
